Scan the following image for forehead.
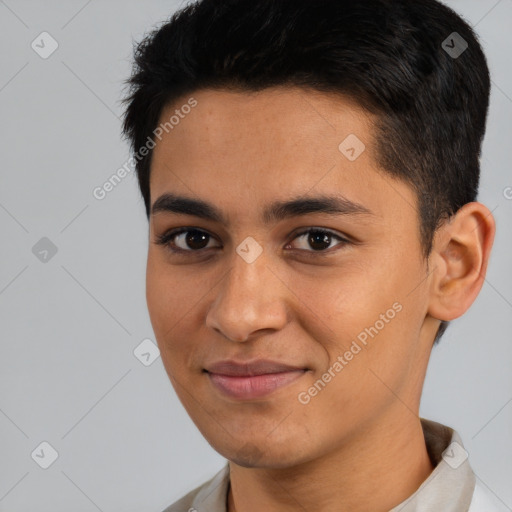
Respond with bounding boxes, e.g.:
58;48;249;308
149;87;416;224
152;86;374;170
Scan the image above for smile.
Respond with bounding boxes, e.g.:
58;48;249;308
206;370;307;400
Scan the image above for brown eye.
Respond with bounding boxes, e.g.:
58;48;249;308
288;228;349;252
156;228;220;252
179;230;210;250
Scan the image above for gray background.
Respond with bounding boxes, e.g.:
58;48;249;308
0;1;511;510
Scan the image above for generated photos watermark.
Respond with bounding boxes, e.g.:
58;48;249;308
92;97;198;201
298;301;403;405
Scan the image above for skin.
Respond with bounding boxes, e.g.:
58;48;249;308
146;87;495;512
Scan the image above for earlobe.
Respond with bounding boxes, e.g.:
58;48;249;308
427;202;495;322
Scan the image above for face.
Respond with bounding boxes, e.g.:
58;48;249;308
147;87;436;468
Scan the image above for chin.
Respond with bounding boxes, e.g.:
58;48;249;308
221;439;309;469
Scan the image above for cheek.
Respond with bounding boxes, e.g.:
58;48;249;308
299;265;392;343
145;253;217;382
145;254;193;363
305;253;426;383
146;258;170;336
146;252;192;332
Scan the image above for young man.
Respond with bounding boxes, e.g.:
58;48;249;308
121;0;503;510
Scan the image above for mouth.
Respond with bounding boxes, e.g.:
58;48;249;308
204;359;309;400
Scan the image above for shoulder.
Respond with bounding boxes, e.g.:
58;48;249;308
161;484;201;512
160;463;230;512
468;481;510;512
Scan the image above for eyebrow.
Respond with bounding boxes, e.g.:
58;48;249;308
151;192;373;225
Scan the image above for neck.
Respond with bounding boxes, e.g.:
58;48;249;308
227;413;434;512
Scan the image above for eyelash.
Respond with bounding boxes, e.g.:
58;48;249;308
154;227;351;257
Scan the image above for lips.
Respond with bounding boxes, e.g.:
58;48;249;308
205;359;308;399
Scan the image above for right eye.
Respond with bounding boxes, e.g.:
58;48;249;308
155;228;221;253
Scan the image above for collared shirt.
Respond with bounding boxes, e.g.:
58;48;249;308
162;418;509;512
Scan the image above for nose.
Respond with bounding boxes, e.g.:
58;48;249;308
205;246;289;342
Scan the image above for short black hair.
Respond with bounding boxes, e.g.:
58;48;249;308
121;0;490;343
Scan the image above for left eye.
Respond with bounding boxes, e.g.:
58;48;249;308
286;228;349;252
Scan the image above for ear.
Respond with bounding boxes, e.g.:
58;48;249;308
427;202;495;322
